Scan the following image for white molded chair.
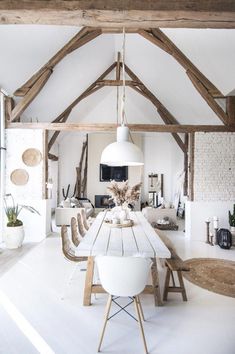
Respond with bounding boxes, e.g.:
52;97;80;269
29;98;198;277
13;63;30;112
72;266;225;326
96;256;152;354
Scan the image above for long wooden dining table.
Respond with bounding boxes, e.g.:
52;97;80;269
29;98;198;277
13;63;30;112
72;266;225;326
75;210;171;306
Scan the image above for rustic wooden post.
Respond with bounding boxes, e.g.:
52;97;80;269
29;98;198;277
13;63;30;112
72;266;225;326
5;96;15;123
42;130;48;199
81;134;88;197
188;132;195;201
226;96;235;125
183;133;189;196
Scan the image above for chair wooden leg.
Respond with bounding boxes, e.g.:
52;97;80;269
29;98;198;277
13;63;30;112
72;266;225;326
163;267;171;301
177;270;187;301
98;294;112;352
151;258;162;306
136;295;145;321
134;297;148;354
171;270;176;287
83;256;95;306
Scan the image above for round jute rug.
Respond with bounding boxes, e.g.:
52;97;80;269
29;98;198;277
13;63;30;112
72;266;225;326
183;258;235;298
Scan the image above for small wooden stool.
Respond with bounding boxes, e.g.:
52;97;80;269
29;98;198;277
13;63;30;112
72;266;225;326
163;255;190;302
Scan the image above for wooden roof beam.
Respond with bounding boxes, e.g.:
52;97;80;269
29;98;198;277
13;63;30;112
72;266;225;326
187;70;230;126
226;96;235;125
6;123;235;133
48;109;72;151
139;28;223;98
123;64;186;152
48;61;116;149
0;1;235;28
10;68;53;122
9;27;101;122
48;153;59;161
14;27;101;97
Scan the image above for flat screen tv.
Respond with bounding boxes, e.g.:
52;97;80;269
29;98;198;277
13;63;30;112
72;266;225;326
100;164;128;182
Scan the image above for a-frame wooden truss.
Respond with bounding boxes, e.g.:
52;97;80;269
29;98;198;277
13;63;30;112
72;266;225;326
5;27;235;198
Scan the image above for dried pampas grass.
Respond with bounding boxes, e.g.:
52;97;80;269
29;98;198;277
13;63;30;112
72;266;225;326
107;180;141;206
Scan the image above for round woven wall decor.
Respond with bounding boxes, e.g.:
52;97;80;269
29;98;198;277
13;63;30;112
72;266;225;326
10;169;29;185
22;148;42;167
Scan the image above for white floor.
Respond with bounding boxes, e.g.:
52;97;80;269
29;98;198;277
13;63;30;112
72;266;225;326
0;230;235;354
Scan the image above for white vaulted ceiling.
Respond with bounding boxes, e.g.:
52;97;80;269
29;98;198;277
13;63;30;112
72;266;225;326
0;25;235;126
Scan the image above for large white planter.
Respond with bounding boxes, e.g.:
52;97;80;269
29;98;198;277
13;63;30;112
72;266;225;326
5;225;25;249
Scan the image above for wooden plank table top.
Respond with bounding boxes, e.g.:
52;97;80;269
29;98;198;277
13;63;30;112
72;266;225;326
75;211;171;306
75;211;171;259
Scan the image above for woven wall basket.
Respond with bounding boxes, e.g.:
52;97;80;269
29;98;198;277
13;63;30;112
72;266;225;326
10;169;29;185
22;148;42;167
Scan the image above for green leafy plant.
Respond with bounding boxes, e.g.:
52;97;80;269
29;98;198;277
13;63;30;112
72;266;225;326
229;204;235;227
4;194;40;227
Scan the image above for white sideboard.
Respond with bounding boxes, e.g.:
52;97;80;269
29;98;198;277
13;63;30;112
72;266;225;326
142;207;177;224
55;207;93;226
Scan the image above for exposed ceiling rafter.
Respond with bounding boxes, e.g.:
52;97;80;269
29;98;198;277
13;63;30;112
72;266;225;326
122;63;187;153
6;25;234;150
46;58;187;153
139;28;223;98
139;28;234;126
6;122;235;133
10;27;101;122
0;1;235;28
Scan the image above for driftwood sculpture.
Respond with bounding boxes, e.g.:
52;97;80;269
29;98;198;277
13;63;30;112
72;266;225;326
61;135;88;201
73;135;88;199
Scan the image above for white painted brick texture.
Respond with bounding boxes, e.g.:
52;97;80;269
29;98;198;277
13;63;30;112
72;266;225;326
194;132;235;201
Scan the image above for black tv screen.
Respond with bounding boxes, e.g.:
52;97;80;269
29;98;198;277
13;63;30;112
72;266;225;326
100;164;128;182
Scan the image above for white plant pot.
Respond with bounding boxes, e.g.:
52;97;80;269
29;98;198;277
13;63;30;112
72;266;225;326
4;225;25;249
230;226;235;246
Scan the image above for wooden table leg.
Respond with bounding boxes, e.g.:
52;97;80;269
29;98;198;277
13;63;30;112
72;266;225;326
151;258;163;306
83;256;95;306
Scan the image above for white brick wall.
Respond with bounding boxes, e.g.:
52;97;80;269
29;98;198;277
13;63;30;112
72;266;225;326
194;132;235;201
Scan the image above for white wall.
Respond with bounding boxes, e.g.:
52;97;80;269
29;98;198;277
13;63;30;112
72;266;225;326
194;132;235;201
5;129;51;242
5;129;44;199
143;133;184;203
186;132;235;240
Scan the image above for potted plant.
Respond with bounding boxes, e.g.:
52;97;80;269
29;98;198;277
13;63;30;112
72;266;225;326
4;194;40;249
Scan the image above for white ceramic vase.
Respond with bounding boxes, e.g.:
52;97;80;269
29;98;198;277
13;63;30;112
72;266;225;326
112;205;130;224
5;225;25;249
230;226;235;246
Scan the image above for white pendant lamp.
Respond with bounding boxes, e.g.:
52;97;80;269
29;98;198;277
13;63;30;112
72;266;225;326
100;29;144;167
101;125;144;166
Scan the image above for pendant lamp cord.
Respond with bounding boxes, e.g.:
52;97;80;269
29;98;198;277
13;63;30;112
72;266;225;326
116;85;119;126
121;28;134;143
121;27;126;127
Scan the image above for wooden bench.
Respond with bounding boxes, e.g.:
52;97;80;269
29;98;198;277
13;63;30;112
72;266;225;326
163;250;190;301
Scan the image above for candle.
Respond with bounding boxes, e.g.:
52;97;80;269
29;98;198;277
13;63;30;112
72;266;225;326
213;216;219;229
